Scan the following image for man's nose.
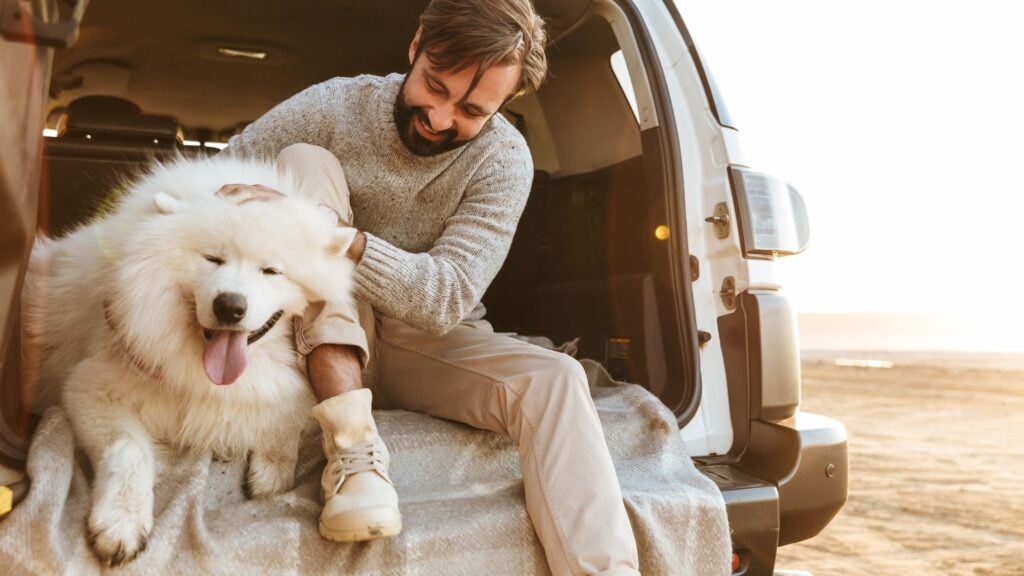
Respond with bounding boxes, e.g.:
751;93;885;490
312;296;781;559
426;106;455;133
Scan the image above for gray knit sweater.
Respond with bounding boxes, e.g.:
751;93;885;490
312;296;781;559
222;73;534;335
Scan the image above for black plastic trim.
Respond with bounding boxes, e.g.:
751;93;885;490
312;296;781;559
700;410;848;572
701;465;778;575
739;414;849;546
717;291;801;463
616;0;702;426
636;128;690;419
718;299;752;458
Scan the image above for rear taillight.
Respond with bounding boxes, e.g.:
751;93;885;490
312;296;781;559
728;166;810;258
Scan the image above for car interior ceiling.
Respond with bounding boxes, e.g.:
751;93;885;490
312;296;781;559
44;0;590;138
38;1;690;408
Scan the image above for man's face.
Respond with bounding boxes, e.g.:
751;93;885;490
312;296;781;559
394;30;521;156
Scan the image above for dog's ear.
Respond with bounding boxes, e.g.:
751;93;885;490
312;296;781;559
154;192;180;214
328;226;357;256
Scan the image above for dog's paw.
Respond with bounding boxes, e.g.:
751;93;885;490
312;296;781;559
87;500;153;566
244;449;296;498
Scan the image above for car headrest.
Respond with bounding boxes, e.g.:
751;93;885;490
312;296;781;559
56;96;182;145
66;95;142;115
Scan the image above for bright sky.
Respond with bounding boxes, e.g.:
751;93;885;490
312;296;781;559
676;1;1024;328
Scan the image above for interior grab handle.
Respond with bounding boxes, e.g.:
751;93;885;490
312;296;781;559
1;0;89;49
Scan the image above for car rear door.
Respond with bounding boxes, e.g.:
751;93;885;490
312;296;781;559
0;0;86;476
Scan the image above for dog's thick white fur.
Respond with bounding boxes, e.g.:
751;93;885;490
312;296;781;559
21;155;356;565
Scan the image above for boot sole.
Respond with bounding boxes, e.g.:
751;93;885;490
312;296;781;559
319;509;402;542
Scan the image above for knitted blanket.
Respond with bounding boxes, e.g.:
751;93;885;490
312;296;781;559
0;361;730;575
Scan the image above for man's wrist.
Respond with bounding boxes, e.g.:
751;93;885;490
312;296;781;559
347;230;367;262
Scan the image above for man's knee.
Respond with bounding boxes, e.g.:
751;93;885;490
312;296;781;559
277;143;348;180
277;142;337;167
524;353;590;404
275;143;353;223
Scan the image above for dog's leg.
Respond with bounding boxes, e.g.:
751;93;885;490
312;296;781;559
64;359;156;566
86;431;156;566
245;431;300;498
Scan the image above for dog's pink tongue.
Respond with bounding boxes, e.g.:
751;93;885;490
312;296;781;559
202;330;248;385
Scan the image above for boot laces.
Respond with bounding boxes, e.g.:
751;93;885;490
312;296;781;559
326;438;389;494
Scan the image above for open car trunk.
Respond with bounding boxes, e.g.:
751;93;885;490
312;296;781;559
0;0;739;573
16;0;701;439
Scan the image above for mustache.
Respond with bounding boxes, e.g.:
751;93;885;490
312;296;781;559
413;108;457;140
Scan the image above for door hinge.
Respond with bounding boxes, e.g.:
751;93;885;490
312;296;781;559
697;330;712;347
719;276;737;310
705;202;731;239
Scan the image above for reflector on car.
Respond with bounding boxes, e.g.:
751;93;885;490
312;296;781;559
728;166;810;258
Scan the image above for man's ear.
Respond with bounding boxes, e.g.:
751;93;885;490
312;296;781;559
409;26;423;65
154;192;180;214
328;227;357;257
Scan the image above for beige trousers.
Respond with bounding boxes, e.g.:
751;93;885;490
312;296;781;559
277;143;640;576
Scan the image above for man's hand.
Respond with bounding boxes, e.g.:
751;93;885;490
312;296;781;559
216;183;285;204
347;230;367;263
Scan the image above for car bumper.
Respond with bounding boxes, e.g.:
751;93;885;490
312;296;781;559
700;411;849;575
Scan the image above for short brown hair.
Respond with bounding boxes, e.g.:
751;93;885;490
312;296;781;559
416;0;548;99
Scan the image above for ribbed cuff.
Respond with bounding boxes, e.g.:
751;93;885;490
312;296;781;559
355;233;409;298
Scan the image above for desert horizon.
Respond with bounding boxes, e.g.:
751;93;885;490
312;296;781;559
799;312;1024;357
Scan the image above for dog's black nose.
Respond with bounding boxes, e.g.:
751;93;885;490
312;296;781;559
213;292;247;324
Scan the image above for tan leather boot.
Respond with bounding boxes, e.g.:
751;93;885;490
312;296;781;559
311;388;402;542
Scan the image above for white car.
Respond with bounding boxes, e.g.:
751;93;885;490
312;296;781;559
0;0;847;573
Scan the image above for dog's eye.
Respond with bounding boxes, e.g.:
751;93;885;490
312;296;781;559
262;267;282;276
204;255;225;265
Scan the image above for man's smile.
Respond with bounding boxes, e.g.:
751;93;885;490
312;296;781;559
414;113;450;142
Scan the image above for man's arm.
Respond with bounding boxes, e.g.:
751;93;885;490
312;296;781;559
352;143;534;335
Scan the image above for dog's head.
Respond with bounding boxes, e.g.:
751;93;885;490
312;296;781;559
104;158;356;387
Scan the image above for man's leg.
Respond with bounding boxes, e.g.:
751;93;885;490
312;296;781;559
375;315;640;576
274;143;401;542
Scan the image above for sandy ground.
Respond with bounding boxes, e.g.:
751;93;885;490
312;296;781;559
774;351;1024;575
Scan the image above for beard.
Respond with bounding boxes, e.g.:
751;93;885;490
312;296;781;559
393;75;467;157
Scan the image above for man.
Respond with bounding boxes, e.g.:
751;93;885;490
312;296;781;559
223;1;640;574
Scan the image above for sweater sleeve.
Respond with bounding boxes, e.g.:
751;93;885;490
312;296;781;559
353;141;534;335
219;81;332;160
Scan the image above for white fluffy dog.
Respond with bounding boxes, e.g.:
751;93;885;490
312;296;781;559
21;155;356;565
